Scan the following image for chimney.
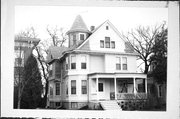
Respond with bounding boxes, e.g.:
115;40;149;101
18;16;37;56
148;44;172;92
90;26;95;31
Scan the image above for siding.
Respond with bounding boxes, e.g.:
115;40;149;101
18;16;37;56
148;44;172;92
89;55;105;73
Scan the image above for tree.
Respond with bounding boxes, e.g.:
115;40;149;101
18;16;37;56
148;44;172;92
20;54;43;109
15;26;67;108
120;23;166;74
150;26;167;83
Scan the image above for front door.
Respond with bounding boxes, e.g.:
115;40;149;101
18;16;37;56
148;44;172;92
98;80;106;100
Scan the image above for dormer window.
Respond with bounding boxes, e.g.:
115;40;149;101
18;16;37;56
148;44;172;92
79;33;86;40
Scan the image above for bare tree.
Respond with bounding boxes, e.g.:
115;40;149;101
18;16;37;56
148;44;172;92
46;25;67;47
120;23;166;74
15;26;67;107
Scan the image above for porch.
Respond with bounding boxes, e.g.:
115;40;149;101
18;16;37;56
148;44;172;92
88;73;147;101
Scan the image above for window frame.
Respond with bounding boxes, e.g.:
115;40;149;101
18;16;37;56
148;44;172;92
98;83;104;92
111;41;115;49
81;80;87;94
71;80;76;95
122;57;128;70
55;82;60;95
116;57;121;70
81;55;87;69
100;40;104;48
105;37;110;48
71;55;76;69
79;33;86;41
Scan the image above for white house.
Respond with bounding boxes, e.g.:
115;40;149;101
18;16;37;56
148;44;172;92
46;15;147;110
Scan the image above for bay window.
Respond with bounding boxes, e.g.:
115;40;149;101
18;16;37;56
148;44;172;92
71;80;76;94
55;82;60;95
71;56;76;69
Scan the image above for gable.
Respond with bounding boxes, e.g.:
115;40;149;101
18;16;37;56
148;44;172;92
78;20;131;53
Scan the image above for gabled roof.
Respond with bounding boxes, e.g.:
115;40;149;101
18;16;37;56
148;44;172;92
76;20;134;53
67;15;90;34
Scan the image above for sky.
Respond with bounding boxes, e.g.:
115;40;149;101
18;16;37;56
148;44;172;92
15;6;168;40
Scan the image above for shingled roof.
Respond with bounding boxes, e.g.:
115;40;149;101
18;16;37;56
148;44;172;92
46;46;68;63
67;15;90;34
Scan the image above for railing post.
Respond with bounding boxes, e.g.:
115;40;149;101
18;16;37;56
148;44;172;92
133;77;137;94
114;77;117;100
96;77;99;101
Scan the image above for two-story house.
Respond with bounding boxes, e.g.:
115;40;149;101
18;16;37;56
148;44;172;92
47;15;147;110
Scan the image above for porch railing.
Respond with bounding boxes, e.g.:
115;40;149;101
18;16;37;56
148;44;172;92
117;93;147;100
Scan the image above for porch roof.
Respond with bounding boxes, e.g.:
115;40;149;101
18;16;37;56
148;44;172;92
88;72;147;79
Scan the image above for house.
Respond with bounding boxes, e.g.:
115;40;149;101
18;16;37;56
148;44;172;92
46;15;147;110
14;36;40;108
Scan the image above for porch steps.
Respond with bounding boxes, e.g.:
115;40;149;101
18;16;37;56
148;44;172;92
100;101;122;110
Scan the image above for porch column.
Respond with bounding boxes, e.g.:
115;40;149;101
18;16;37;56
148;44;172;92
96;77;99;101
145;78;148;94
114;77;117;100
133;77;137;94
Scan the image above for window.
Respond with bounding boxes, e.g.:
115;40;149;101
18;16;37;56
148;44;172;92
50;85;53;96
81;56;86;69
73;34;76;45
49;64;53;76
14;50;24;67
56;102;61;107
106;26;109;30
122;57;127;70
55;82;60;95
71;80;76;94
65;57;68;70
100;40;104;48
71;56;76;69
98;83;104;92
158;85;162;97
116;57;121;70
82;80;87;94
111;41;115;49
80;33;85;40
105;37;110;48
66;83;68;95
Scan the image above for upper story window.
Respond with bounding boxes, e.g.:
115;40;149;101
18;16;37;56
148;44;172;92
100;37;115;49
122;57;127;70
81;56;87;69
100;40;104;48
105;37;110;48
73;34;76;45
106;26;109;30
65;57;69;70
55;82;60;95
81;80;87;94
71;80;76;94
71;56;76;69
111;41;115;49
116;57;121;70
14;50;24;67
49;64;53;76
79;33;86;40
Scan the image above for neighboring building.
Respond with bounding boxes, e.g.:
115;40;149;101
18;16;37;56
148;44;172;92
46;15;147;110
14;36;40;108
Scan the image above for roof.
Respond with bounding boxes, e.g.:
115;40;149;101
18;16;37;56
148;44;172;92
67;15;90;34
46;46;70;63
15;36;40;43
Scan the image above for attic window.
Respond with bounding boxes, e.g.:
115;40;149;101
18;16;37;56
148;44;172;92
105;37;110;48
106;26;109;30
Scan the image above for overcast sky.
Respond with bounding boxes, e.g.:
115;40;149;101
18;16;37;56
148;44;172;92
15;6;168;40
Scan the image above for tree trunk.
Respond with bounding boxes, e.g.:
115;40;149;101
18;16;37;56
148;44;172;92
144;62;149;74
